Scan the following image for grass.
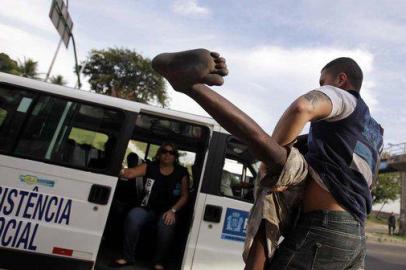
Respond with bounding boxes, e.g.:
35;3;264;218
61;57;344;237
372;232;406;241
367;214;387;225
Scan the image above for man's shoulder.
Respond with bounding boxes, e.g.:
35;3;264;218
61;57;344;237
313;85;357;122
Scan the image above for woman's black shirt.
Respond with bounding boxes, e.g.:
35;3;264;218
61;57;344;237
140;161;189;213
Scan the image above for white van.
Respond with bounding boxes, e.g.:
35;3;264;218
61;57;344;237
0;72;259;270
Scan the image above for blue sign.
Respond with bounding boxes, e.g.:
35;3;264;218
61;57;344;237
221;208;249;242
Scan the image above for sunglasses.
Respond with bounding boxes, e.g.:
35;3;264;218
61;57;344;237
161;149;176;155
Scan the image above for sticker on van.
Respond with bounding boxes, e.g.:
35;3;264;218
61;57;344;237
19;175;55;187
221;208;249;242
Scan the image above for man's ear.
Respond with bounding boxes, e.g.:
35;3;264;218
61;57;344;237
337;72;353;89
337;72;347;85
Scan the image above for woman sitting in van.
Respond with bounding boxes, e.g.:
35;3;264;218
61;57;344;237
111;142;189;269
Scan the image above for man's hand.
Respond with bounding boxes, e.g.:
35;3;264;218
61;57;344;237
152;49;228;93
162;210;176;226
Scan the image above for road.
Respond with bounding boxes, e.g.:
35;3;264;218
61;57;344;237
365;241;406;270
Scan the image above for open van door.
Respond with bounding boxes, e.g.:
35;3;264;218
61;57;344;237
0;81;134;270
190;133;257;270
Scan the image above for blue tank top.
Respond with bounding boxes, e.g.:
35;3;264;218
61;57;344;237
305;90;383;223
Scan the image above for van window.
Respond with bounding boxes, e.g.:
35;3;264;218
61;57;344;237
220;138;257;202
0;86;125;171
0;87;35;152
146;144;160;161
0;108;7;126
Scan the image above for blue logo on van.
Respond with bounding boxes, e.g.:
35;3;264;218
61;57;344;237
19;175;55;188
221;208;249;242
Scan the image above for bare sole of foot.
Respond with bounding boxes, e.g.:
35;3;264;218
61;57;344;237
152;48;228;93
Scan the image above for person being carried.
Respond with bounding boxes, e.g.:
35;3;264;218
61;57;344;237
151;49;383;270
110;142;189;270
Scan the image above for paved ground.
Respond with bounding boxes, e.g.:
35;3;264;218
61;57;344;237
94;220;406;270
366;241;406;270
365;219;406;270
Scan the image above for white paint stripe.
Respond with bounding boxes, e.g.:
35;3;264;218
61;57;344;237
72;250;93;260
351;153;373;186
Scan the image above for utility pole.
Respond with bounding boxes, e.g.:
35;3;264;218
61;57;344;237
387;143;406;235
46;0;81;88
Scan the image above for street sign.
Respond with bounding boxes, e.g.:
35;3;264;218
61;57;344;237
49;0;73;48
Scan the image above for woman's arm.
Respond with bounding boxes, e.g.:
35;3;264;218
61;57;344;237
162;175;189;226
120;163;147;179
171;175;189;212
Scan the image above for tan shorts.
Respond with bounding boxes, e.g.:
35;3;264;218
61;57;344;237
243;147;311;261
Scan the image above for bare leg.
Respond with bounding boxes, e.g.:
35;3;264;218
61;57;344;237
245;222;268;270
152;49;228;92
152;49;287;169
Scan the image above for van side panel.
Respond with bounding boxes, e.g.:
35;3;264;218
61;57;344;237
188;131;254;270
0;156;116;263
0;247;93;270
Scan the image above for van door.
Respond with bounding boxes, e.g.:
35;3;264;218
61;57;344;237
0;84;133;270
190;133;257;270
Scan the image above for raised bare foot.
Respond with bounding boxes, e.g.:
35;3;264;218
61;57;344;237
152;48;228;93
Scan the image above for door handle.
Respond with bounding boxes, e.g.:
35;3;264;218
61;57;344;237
88;184;111;205
203;204;222;223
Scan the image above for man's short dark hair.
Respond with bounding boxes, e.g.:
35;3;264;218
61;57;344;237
322;57;363;91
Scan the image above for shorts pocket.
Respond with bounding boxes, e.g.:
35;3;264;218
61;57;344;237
311;241;355;270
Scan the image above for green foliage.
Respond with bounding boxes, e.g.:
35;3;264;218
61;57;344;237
50;75;67;86
17;57;39;79
0;54;39;79
372;172;401;204
0;53;20;75
81;48;168;106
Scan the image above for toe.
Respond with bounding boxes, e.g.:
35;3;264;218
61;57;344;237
214;57;226;63
204;74;224;86
215;62;227;69
213;67;229;76
210;51;220;58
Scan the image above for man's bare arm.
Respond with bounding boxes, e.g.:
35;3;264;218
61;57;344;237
272;90;333;146
189;84;287;170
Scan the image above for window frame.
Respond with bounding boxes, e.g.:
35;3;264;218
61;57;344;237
200;132;257;203
0;82;134;176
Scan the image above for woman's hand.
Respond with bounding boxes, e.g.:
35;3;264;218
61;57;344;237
120;168;131;178
119;163;147;179
162;210;176;225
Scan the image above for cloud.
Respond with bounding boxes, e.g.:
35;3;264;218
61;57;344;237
0;23;78;87
0;0;54;34
172;0;210;16
168;46;377;134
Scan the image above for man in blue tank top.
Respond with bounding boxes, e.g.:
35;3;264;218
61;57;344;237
152;49;383;269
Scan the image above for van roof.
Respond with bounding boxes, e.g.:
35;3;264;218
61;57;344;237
0;72;225;129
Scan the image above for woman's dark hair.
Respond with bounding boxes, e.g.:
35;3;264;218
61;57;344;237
154;142;180;164
321;57;363;91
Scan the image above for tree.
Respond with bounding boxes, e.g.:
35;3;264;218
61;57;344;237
0;53;20;75
18;57;39;79
50;75;67;86
82;48;168;106
371;172;401;204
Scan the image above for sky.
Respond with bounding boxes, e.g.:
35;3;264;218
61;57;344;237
0;1;404;211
